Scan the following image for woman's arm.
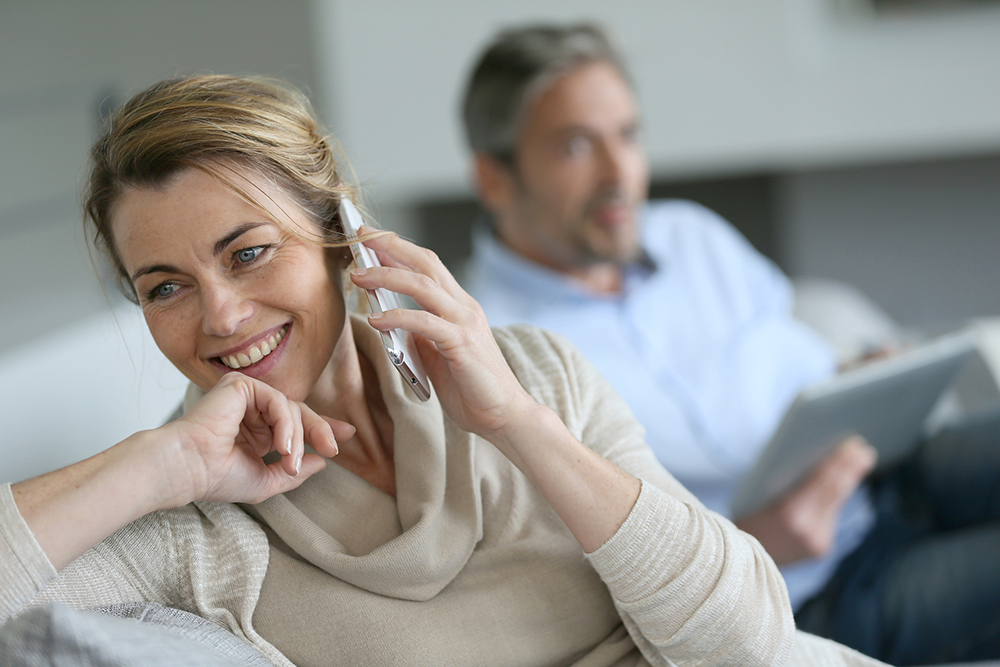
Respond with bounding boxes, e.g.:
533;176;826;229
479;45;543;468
7;373;346;572
351;231;639;551
351;232;796;666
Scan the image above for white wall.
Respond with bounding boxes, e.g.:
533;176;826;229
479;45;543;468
4;0;1000;482
0;304;188;485
0;0;318;481
780;155;1000;329
312;0;1000;330
0;0;320;342
313;0;1000;224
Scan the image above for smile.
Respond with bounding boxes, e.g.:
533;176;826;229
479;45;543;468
218;325;288;369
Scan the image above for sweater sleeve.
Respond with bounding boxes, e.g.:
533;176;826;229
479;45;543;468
0;483;58;622
2;483;237;623
0;481;188;624
495;326;796;666
586;481;794;666
537;328;886;667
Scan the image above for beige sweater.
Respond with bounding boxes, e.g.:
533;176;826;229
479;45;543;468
1;322;886;667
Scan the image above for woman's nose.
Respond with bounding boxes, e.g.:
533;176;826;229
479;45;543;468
201;282;255;337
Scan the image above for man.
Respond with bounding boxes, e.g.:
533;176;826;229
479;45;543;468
460;23;999;665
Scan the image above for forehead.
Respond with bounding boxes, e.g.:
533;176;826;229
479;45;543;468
520;61;637;138
110;167;305;271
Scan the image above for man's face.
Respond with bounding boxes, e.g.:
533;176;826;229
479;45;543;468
498;61;649;272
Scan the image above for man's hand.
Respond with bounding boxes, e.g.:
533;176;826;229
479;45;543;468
735;436;877;566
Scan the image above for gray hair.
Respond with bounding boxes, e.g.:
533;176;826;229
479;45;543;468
461;23;630;163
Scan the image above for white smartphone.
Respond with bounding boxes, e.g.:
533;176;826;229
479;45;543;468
338;198;431;401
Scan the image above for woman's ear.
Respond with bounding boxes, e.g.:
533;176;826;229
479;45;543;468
327;244;354;271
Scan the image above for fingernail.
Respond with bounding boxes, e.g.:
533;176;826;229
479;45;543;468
295;456;302;475
368;312;383;320
351;267;369;276
285;437;293;455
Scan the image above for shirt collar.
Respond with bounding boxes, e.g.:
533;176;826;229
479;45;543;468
470;212;660;303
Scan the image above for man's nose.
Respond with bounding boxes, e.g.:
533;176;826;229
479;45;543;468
597;141;628;186
201;281;255;337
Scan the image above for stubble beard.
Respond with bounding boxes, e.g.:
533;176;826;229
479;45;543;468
570;192;643;268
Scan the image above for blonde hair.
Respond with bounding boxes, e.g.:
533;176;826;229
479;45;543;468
85;73;374;302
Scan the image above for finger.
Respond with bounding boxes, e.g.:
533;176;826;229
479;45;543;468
250;454;328;502
235;374;295;458
800;437;875;507
286;401;305;476
321;417;356;453
351;265;466;323
359;227;473;304
367;307;466;353
296;400;344;458
830;436;878;478
298;403;343;458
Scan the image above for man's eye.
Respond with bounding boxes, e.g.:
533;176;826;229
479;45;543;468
236;246;265;263
566;136;592;156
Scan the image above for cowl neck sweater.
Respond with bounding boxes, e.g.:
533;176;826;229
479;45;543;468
3;316;889;667
242;315;481;603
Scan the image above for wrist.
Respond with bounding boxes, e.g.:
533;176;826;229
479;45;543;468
487;399;563;468
117;425;202;512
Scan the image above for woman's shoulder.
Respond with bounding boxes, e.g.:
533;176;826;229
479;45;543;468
491;323;610;440
491;324;583;387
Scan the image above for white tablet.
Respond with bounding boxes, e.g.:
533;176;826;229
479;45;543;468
730;330;977;519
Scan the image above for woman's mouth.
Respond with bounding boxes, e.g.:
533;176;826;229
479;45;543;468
218;325;288;369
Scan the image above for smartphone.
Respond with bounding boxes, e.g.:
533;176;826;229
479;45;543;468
338;198;431;401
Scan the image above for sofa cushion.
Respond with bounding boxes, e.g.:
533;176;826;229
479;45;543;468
0;602;273;666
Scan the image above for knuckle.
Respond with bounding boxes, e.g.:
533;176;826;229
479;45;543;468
422;247;442;265
415;273;438;292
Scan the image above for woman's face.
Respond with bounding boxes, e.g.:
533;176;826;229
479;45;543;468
111;166;348;402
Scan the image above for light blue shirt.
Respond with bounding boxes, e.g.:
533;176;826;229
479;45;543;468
465;200;874;609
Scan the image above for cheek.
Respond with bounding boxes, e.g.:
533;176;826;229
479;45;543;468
628;152;650;194
143;306;198;368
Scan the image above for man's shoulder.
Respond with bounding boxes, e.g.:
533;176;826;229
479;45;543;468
642;199;769;269
642;199;743;246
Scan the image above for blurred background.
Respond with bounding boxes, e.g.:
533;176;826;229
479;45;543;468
3;0;1000;483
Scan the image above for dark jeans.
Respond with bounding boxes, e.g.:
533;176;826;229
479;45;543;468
795;409;1000;665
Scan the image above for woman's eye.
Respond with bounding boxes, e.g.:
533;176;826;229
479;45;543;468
153;283;178;299
236;246;265;264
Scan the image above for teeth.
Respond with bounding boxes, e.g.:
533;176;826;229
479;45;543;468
219;325;287;369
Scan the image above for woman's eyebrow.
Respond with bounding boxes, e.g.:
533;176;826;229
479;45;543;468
213;222;269;257
131;222;271;282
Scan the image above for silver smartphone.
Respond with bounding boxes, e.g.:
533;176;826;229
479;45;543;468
338;198;431;401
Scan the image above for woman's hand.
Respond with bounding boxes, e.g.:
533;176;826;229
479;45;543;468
160;372;353;506
349;230;643;553
12;373;351;571
349;229;536;440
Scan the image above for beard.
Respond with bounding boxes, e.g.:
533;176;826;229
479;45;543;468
565;189;644;267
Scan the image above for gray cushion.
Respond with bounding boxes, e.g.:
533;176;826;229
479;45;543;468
0;602;274;666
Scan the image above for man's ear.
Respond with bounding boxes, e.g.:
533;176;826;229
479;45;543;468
473;153;516;214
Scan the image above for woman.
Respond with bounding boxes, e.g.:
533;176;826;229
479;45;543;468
1;75;883;666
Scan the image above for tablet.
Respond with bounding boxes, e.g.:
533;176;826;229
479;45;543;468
730;330;977;519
